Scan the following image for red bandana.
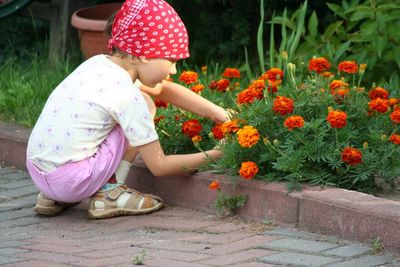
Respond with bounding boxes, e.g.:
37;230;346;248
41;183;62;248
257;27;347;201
109;0;190;60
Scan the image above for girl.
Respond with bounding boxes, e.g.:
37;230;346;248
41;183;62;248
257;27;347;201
26;0;229;219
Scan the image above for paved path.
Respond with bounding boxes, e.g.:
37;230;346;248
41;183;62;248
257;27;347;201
0;166;399;267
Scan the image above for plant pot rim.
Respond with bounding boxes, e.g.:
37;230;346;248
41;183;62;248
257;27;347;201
71;3;122;32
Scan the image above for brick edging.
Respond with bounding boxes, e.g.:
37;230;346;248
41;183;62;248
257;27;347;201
1;121;399;252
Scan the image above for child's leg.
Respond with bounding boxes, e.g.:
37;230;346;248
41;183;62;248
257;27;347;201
113;91;156;184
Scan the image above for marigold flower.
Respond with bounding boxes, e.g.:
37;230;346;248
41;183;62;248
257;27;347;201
272;96;294;116
341;147;363;166
209;79;230;92
329;80;349;94
327;110;347;128
338;60;358;74
236;126;260;148
191;135;202;143
201;66;207;74
239;161;259;179
211;123;225;140
267;79;282;93
221;120;240;135
388;98;399;106
223;68;241;79
334;88;350;98
237;89;257;104
154;115;165;124
209;180;220;190
154;99;169;108
390;109;400;123
284;116;305;131
248;80;265;98
179;71;199;85
182;119;202;137
368;87;389;100
190;84;205;94
321;71;334;78
368;98;389;113
389;134;400;145
308;57;331;74
259;68;284;81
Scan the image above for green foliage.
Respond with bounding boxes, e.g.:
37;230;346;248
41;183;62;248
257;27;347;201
0;54;78;126
269;0;400;94
214;190;247;218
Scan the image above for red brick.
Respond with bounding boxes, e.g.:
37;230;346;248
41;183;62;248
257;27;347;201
199;249;275;266
145;258;209;267
19;251;87;264
71;252;142;266
76;246;142;258
143;240;208;252
202;222;245;233
146;248;211;262
230;262;277;267
4;260;73;267
19;243;91;254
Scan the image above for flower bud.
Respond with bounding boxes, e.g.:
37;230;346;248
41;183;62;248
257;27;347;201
281;51;288;60
328;106;334;112
356;87;365;93
208;132;214;139
381;134;387;141
273;139;280;146
287;63;296;72
363;142;369;149
263;137;271;145
359;64;367;74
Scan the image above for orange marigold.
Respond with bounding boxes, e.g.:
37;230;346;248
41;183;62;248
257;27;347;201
389;134;400;145
221;120;240;135
222;68;241;79
182;119;202;137
237;89;257;104
272;96;294;116
209;79;230;92
239;161;259;179
154;99;169;108
209;180;220;190
338;60;358;74
341;147;363;166
211;123;225;140
190;84;205;94
308;57;331;74
179;71;199;85
368;98;389;113
267;79;282;93
388;98;399;106
236;126;260;148
390;109;400;123
321;71;334;78
191;135;202;143
327;110;347;128
329;80;349;94
368;87;389;100
259;67;284;81
201;66;207;74
284;116;305;131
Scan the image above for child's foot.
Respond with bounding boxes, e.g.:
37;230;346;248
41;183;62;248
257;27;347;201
34;192;79;216
88;185;164;219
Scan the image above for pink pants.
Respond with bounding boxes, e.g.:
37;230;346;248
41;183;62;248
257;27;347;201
26;126;128;202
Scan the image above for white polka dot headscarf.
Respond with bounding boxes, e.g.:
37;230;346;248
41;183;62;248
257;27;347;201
109;0;190;60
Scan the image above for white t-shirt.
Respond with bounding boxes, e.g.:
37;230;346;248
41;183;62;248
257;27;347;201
27;55;158;172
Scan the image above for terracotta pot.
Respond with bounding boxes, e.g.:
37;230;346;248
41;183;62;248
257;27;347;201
71;3;122;59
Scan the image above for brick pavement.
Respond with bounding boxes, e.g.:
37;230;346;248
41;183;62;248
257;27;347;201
0;166;399;267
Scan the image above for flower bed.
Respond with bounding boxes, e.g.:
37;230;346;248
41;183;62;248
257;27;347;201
156;57;400;201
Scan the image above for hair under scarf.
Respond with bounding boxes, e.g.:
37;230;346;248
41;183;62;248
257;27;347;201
108;0;190;60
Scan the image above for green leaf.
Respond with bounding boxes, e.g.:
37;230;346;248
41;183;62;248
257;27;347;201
308;11;318;38
322;21;343;42
360;21;379;36
350;9;372;22
326;3;343;15
334;41;351;60
374;36;388;58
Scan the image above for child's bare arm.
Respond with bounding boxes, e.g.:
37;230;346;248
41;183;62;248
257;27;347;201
154;80;230;123
137;140;222;177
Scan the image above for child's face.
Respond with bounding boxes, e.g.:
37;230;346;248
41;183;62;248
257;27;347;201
138;58;177;87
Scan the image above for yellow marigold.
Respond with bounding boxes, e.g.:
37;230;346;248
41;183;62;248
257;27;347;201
284;115;305;131
239;161;259;179
179;71;199;85
190;84;205;94
338;60;358;74
222;68;241;79
236;126;260;148
191;135;202;143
